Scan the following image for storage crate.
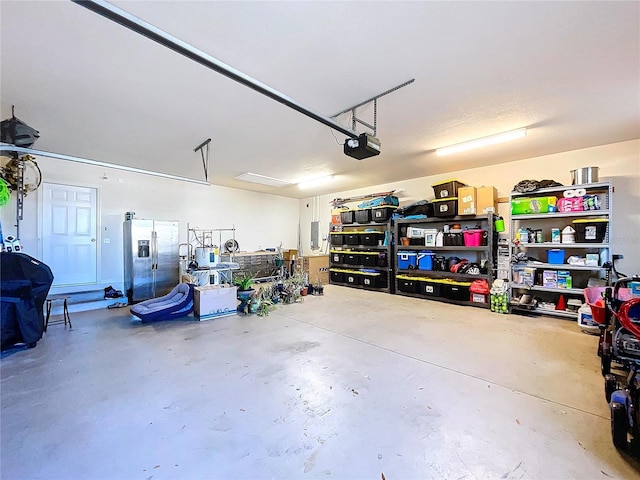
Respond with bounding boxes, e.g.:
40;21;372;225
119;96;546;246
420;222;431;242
330;252;344;264
432;179;466;199
419;278;442;297
432;197;458;217
442;282;471;301
344;253;360;265
355;209;371;224
362;252;387;267
417;250;434;270
361;232;384;246
344;233;360;245
444;232;464;246
344;271;361;286
397;276;419;293
397;251;417;270
433;255;447;271
463;229;487;247
330;233;344;246
371;206;396;222
573;218;608;243
330;270;345;283
361;272;385;289
340;210;354;224
547;249;565;264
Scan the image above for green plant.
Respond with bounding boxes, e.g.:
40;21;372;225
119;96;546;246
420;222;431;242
257;298;275;316
233;274;254;291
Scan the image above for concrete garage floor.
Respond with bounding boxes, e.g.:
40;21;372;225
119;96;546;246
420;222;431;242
2;285;640;479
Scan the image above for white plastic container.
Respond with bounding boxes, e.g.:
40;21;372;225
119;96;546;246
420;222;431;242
577;303;599;334
561;226;576;244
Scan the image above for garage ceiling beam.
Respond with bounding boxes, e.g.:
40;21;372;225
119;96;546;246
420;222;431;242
72;0;360;139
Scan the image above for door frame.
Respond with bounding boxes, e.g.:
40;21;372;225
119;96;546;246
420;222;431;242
38;181;102;294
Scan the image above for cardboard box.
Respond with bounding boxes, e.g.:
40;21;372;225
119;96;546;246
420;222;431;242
283;249;298;261
458;186;477;215
194;284;237;320
477;186;497;214
543;270;558;288
303;255;329;285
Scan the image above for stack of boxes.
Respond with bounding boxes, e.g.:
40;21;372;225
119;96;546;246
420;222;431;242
458;185;498;215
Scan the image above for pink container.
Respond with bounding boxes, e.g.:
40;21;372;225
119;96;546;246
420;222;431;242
557;197;584;213
463;229;486;247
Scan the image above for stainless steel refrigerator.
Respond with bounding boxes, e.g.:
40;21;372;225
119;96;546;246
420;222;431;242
124;218;179;303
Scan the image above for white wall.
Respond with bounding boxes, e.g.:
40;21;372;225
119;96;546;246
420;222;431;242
299;139;640;273
0;157;300;293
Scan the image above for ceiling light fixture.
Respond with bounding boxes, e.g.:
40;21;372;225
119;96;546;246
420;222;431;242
235;172;291;187
435;127;527;156
297;175;335;189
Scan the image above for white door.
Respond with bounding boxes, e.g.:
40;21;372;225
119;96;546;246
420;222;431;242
42;183;98;286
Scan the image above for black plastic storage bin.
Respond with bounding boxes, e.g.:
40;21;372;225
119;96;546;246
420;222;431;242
433;197;458;217
371;206;396;222
444;232;464;246
443;282;471;301
344;253;360;265
355;209;371;224
397;277;419;293
344;233;360;245
362;252;387;267
330;270;345;283
330;252;344;264
419;279;442;297
361;232;384;246
432;180;466;199
340;210;354;224
344;271;361;286
573;219;608;243
330;234;344;246
361;273;385;289
433;255;447;271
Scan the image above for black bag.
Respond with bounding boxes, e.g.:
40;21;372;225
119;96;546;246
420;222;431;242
1;252;54;349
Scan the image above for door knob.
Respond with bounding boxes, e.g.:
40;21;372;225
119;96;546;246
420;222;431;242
91;238;96;242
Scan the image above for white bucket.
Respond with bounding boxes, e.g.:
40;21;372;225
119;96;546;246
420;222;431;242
196;269;210;286
561;226;575;244
195;247;213;268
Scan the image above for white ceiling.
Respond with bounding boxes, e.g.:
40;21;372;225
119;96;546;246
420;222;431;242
1;1;638;198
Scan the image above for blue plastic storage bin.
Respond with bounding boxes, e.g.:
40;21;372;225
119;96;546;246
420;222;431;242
547;249;565;265
397;251;417;270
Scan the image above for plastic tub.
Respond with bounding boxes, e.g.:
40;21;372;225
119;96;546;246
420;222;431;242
397;275;419;293
573;219;608;243
371;206;396;222
355;209;371;224
432;180;466;199
340;210;354;224
330;252;344;264
432;197;458;217
463;229;486;247
547;249;565;264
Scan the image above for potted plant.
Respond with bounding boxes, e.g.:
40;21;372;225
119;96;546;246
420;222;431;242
234;274;254;313
314;280;324;296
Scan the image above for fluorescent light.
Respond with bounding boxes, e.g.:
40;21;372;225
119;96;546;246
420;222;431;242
235;172;291;187
297;175;335;189
435;128;527;156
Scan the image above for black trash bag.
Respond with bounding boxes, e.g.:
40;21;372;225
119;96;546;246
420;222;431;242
513;179;564;193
